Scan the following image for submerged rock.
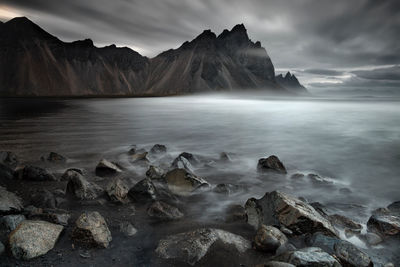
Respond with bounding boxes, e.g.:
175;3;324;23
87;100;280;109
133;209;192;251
21;166;56;181
257;155;287;174
0;214;26;231
95;159;122;176
147;201;183;221
130;151;149;163
155;228;251;266
106;178;129;204
119;221;137;237
72;211;112;248
274;247;341;267
0;186;23;214
0;151;18;179
41;152;67;163
212;183;241;195
150;144;167;154
254;225;288;253
9;220;63;260
128;178;158;202
165;168;210;196
146;165;165;180
219;152;232;162
245;191;337;236
66;170;104;200
329;214;362;233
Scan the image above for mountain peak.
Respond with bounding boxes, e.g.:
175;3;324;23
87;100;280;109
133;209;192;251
195;29;217;40
231;23;246;33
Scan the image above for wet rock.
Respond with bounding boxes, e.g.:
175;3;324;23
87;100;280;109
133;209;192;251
274;247;341;267
128;178;158;202
0;241;4;255
171;155;195;173
178;152;198;164
41;152;67;163
95;159;122;176
0;186;23;214
329;214;362;233
308;232;372;267
119;221;137;236
61;168;85;181
165;168;210;196
254;225;288;253
387;201;400;213
31;189;57;209
219;152;232;162
130;151;149;163
225;204;246;223
106;178;129;204
49;212;70;226
307;174;334;186
280;226;293;236
257;155;287;174
146;165;165;180
212;183;241;195
29;210;71;226
1;214;26;231
147;201;183;221
0;151;18;179
66;170;104;200
245;191;337;236
21;166;56;181
256;261;295;267
365;232;383;245
290;173;304;179
72;211;112;248
155;228;251;266
128;145;137;155
9;220;63;260
367;207;400;237
150;144;167;154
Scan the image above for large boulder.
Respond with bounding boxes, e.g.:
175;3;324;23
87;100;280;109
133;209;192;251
66;170;104;200
308;233;372;267
106;178;129;204
274;247;341;267
21;166;56;181
95;159;122;176
155;228;251;266
147;201;184;221
367;203;400;237
0;151;18;179
165;168;210;196
245;191;338;236
128;178;158;202
254;225;288;253
8;220;63;260
72;211;112;248
0;186;23;214
171;155;195;173
0;214;26;231
257;155;287;174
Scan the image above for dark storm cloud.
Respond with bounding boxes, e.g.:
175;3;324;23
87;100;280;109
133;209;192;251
2;0;400;93
352;66;400;81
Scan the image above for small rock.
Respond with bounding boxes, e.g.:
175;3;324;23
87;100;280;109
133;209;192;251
72;211;112;248
66;170;104;200
212;183;241;195
146;165;165;180
21;166;56;181
42;152;67;163
0;186;23;214
257;155;287;174
119;221;137;236
150;144;167;154
9;220;63;260
165;168;210;196
128;145;137;155
219;152;232;162
1;214;26;231
274;247;341;267
307;173;334;186
155;228;251;266
178;152;198;165
79;250;91;258
106;178;129;204
147;201;183;221
95;159;122;176
0;151;18;179
254;225;288;253
290;173;304;179
130;152;149;163
128;178;157;202
365;232;383;245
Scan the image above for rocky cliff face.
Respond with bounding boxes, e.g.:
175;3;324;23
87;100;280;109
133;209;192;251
276;72;308;94
0;17;306;96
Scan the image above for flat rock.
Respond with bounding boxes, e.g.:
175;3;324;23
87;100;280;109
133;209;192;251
66;170;104;200
72;211;112;248
254;225;288;253
9;220;63;260
165;168;210;196
1;214;26;231
274;247;341;267
128;178;158;202
257;155;287;174
106;178;129;204
0;186;23;214
155;228;251;266
245;191;338;236
21;166;56;181
95;159;122;176
147;201;183;221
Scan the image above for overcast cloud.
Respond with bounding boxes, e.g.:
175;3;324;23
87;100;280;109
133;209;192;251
1;0;399;94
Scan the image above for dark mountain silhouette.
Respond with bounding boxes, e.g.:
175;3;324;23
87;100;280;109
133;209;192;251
276;72;308;94
0;17;307;96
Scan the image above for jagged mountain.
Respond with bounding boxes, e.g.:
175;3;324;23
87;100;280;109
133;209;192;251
0;17;307;96
276;72;308;94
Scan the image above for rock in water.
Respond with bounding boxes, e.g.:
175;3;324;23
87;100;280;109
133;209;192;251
0;186;23;214
155;228;251;266
66;170;104;200
150;144;167;154
128;178;158;202
95;159;122;176
254;225;288;253
165;168;210;196
1;214;26;231
245;191;337;236
106;178;129;204
42;152;67;163
367;204;400;237
147;201;184;221
72;211;112;248
212;183;241;195
0;151;18;179
274;247;341;267
119;221;137;237
21;166;56;181
257;155;287;174
146;165;165;180
171;155;195;173
8;220;63;260
256;261;295;267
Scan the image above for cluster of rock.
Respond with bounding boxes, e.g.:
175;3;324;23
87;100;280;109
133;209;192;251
0;148;398;266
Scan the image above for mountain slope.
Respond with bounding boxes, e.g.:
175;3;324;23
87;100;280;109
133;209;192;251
276;72;308;94
0;17;306;96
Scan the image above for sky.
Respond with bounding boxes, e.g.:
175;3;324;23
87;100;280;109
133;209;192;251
1;0;399;95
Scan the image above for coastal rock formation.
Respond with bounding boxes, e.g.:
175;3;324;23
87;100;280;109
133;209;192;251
254;225;288;253
275;72;308;94
257;155;287;174
0;17;307;96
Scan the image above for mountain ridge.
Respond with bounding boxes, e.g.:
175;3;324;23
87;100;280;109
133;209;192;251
0;17;307;97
